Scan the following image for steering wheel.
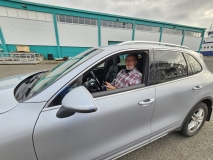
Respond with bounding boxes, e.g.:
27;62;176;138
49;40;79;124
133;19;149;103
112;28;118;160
90;71;103;91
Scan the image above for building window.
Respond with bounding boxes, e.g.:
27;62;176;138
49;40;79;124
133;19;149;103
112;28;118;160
108;21;113;27
85;18;90;25
211;46;213;48
136;24;160;32
66;16;72;23
91;19;97;25
101;20;133;29
57;14;97;26
204;47;206;49
207;46;209;49
112;21;117;28
163;28;183;35
79;17;84;24
73;16;78;23
185;31;202;37
102;20;107;27
117;22;123;28
58;15;65;22
127;23;133;29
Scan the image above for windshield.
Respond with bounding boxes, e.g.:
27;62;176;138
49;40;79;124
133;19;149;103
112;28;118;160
27;48;103;98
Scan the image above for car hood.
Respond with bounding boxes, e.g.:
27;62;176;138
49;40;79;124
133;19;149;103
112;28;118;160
0;74;29;113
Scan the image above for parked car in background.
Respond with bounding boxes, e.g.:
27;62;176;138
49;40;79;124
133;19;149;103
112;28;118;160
0;41;212;160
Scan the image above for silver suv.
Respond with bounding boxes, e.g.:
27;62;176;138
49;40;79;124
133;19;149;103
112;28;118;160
0;41;212;160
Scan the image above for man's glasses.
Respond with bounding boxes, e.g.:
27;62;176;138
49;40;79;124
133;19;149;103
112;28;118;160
125;59;136;63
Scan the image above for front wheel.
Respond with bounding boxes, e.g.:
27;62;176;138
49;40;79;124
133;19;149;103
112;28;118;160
180;102;208;137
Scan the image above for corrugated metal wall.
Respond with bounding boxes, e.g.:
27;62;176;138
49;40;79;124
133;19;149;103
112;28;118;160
183;36;202;51
101;27;132;46
135;31;160;42
58;23;98;47
161;34;182;45
0;7;56;46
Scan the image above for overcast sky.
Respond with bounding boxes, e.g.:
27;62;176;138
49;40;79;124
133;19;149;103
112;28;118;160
26;0;213;32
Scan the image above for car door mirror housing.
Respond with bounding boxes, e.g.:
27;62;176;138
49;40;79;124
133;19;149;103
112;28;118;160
56;86;97;118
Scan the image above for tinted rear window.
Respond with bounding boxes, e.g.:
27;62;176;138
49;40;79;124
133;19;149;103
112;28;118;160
153;50;188;84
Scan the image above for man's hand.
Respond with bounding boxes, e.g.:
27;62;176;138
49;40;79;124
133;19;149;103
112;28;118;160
105;82;116;90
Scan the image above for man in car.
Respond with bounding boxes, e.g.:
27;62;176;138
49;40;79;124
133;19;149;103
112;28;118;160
105;54;142;90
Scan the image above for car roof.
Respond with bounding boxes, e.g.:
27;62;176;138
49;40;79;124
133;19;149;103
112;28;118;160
99;43;190;53
98;42;203;62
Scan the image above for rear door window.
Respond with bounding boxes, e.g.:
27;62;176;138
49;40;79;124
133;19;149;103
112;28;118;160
153;50;188;84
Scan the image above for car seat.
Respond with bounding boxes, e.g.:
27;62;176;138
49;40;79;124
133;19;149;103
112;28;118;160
105;56;120;83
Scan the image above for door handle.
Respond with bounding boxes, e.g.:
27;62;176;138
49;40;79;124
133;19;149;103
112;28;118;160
192;86;202;90
138;98;155;106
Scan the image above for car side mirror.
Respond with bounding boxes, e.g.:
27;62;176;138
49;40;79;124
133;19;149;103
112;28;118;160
56;86;97;118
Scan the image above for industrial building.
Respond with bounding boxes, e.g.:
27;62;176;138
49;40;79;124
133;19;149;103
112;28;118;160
0;0;206;59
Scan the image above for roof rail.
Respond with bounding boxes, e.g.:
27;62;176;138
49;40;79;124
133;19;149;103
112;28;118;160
117;41;190;50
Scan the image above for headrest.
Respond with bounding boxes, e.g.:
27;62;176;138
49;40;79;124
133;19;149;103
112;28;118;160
113;56;120;64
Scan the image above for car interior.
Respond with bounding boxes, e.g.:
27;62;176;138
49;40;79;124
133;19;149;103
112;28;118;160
48;50;149;107
82;50;148;92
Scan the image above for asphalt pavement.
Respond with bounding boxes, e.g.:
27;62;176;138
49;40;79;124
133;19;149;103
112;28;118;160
0;57;212;160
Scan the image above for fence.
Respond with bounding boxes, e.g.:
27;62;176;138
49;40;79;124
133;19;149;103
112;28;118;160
0;52;43;64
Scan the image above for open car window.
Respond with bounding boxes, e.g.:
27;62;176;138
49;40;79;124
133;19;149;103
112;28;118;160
82;50;149;96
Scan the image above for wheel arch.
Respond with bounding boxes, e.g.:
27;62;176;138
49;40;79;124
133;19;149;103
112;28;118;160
202;98;212;121
178;97;213;131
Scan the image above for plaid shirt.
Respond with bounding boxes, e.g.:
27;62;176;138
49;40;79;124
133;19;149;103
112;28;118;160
111;68;142;89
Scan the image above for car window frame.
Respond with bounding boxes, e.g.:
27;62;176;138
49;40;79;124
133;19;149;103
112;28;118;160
45;48;151;108
147;49;155;86
90;49;150;98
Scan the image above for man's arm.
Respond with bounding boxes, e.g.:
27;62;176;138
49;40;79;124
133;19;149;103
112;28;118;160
135;76;142;85
129;74;142;86
105;82;116;90
105;69;124;90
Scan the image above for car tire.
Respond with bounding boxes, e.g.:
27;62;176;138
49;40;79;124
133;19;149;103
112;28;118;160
180;102;208;137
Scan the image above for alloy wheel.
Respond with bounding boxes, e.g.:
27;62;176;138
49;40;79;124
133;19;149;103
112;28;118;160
188;108;205;133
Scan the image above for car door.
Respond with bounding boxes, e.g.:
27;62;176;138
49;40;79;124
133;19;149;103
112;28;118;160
150;50;203;140
33;52;156;160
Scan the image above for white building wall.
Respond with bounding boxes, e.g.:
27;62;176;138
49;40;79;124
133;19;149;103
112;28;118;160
183;36;202;51
161;34;182;45
58;23;98;47
135;31;160;42
0;17;56;45
0;6;56;46
101;27;132;46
